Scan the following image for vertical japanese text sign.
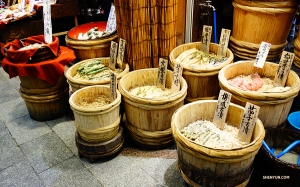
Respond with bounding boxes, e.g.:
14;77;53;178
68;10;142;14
171;63;183;93
201;25;212;54
213;90;232;129
117;38;126;66
254;42;271;69
238;102;260;143
110;41;118;70
157;58;168;90
217;29;231;57
43;0;52;44
110;72;117;102
274;51;294;87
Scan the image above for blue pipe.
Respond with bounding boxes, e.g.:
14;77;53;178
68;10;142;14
276;140;300;159
213;10;217;43
262;140;273;155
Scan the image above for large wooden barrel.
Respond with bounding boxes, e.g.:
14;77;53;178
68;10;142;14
65;57;130;94
218;60;300;128
293;21;300;68
69;85;121;143
65;22;117;61
19;75;70;121
169;42;233;102
171;100;265;187
230;0;299;60
118;68;187;149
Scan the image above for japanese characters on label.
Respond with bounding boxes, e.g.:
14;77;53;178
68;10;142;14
157;58;168;89
274;51;294;87
171;63;183;92
43;0;52;44
110;41;118;70
117;38;126;65
254;42;271;69
213;90;232;129
110;72;117;101
201;25;212;54
238;102;260;143
217;29;231;57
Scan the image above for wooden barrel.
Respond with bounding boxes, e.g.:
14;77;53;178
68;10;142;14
118;68;187;149
169;42;233;102
218;60;300;128
293;22;300;67
230;0;298;60
254;128;300;187
65;21;118;61
65;57;130;94
69;85;121;143
171;100;265;187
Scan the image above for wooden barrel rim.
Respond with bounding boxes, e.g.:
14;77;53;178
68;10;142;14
233;1;296;14
229;45;282;59
229;42;283;55
234;0;299;8
65;33;118;46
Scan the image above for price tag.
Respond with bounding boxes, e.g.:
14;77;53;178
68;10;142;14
157;58;168;90
238;102;260;143
274;51;294;87
117;38;126;66
217;29;231;57
106;4;116;33
213;90;232;130
43;0;52;44
19;0;25;10
201;25;212;54
254;41;271;69
110;72;117;102
171;63;183;93
29;0;35;12
109;41;118;70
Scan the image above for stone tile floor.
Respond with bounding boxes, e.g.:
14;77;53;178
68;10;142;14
0;65;186;187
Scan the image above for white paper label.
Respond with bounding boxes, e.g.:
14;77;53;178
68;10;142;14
254;41;271;69
238;102;260;143
217;29;231;57
201;25;212;54
106;4;116;33
29;0;35;12
117;38;126;66
109;41;118;70
110;72;117;102
157;58;168;90
171;63;183;93
43;0;52;44
274;51;294;87
213;90;232;130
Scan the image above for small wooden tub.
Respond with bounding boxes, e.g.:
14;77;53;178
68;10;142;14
171;100;265;187
65;57;130;94
118;68;187;149
169;42;233;102
69;85;121;143
218;61;300;128
255;128;300;187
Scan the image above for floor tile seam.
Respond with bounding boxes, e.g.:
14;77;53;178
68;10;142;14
83;166;106;187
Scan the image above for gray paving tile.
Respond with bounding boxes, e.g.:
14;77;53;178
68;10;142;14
0;160;43;187
0;119;8;138
0;67;10;82
46;115;76;142
0;97;28;123
39;156;103;187
0;134;24;171
0;81;20;104
5;114;52;145
131;157;185;187
20;132;74;174
89;155;160;187
7;76;21;91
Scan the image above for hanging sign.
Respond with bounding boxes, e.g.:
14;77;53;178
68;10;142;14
43;0;52;44
238;102;260;143
117;38;126;66
201;25;212;54
110;72;117;102
171;63;183;93
109;41;118;70
157;58;168;90
217;29;231;57
274;51;294;87
213;90;232;130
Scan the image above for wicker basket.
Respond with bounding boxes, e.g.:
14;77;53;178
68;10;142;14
230;0;298;60
254;128;300;187
169;42;233;102
69;85;121;143
171;100;265;187
65;57;130;93
218;60;300;128
118;68;187;149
